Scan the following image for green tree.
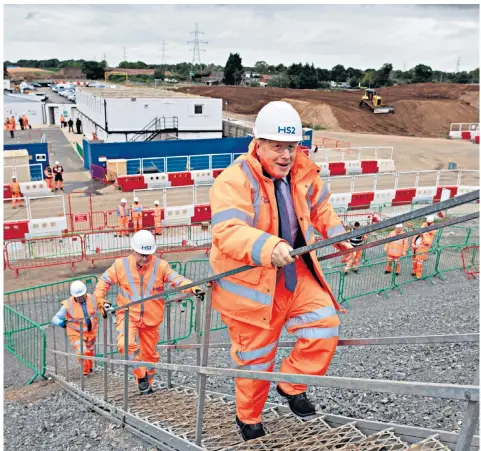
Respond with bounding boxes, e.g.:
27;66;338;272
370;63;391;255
413;64;433;83
316;68;331;82
268;73;290;88
372;63;393;87
275;63;286;73
254;60;268;74
224;53;244;85
468;68;479;83
330;64;346;82
81;60;106;80
299;63;318;89
154;68;165;80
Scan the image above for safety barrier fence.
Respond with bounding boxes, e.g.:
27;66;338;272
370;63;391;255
4;243;475;385
462;245;479;279
311;146;393;162
4;222;477;277
90;164;107;183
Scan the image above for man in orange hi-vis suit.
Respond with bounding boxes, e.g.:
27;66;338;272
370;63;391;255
209;101;353;441
10;176;23;208
411;215;437;279
153;200;163;235
384;223;408;275
52;281;98;375
94;230;202;394
115;198;130;237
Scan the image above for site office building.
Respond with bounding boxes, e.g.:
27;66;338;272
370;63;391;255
75;87;223;143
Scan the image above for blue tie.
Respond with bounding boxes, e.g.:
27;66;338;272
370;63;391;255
81;302;92;332
274;179;297;293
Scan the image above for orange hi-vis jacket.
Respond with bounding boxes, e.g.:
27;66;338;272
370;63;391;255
412;222;436;256
61;294;99;333
116;204;130;218
94;255;192;327
10;181;21;194
384;231;408;258
209;145;346;329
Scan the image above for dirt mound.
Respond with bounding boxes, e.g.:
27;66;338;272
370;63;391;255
281;98;343;131
176;84;479;138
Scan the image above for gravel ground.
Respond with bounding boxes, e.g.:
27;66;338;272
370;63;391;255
4;270;479;448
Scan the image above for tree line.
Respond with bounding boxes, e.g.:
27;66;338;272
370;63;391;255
4;57;479;88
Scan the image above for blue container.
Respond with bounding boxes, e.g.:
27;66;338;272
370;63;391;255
448;161;457;170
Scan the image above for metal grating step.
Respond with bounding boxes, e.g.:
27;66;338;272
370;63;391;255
56;370;456;451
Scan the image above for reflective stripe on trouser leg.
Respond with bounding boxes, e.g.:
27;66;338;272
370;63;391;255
385;258;392;272
279;261;341;396
221;313;280;424
138;324;160;387
116;317;146;380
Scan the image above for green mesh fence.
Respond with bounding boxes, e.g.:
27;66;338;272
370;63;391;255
393;249;438;292
435;244;467;279
4;305;46;384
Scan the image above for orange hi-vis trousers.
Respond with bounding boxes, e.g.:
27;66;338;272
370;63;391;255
67;329;97;375
117;216;129;237
385;257;401;274
412;249;429;279
115;313;161;387
131;214;143;232
45;177;53;190
221;259;340;424
11;193;23;208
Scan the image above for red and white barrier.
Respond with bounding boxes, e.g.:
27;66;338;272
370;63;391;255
314;159;394;176
449;123;479;140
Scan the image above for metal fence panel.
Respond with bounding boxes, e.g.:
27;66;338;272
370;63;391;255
436;244;466;276
393;249;438;289
4;305;46;384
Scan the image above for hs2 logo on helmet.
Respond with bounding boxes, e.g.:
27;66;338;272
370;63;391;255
278;126;296;134
141;245;153;250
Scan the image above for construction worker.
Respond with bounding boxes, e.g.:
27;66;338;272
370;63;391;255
209;101;353;441
52;281;98;375
6;116;15;138
53;161;64;191
94;230;202;394
21;113;30;130
115;198;131;237
10;176;23;209
131;197;143;233
344;222;366;274
44;164;54;191
153;200;162;236
60;114;66;128
384;223;408;275
411;215;437;279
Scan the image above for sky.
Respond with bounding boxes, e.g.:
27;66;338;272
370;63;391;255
3;4;480;72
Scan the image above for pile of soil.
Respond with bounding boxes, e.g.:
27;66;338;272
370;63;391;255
176;83;479;138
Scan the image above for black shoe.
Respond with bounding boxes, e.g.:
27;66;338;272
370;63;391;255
277;386;316;419
137;375;151;394
353;269;358;274
385;270;390;274
141;387;153;395
235;416;266;441
411;273;416;276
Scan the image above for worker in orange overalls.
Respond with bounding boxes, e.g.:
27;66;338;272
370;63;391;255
21;113;29;129
10;175;23;209
153;200;163;236
94;230;202;394
53;160;64;191
344;221;366;275
44;164;54;191
384;223;408;275
115;198;130;237
411;215;437;279
52;281;98;375
6;116;15;138
60;114;66;128
131;197;143;232
209;101;353;441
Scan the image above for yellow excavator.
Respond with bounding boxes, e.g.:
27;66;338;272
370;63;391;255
359;89;394;114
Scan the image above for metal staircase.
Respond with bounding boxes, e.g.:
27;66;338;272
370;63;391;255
129;116;179;142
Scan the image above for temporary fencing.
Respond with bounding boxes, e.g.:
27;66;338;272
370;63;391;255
4;243;475;384
462;245;479;279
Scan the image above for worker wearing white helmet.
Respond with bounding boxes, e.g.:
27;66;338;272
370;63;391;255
153;200;163;236
411;215;438;279
209;100;353;440
384;223;408;275
52;160;64;192
131;197;143;233
10;175;23;209
94;230;203;395
52;280;98;376
115;197;131;238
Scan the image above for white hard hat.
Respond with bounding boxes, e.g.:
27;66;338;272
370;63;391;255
70;280;87;297
120;198;127;203
11;175;16;179
131;230;156;255
154;200;160;205
134;197;139;202
253;101;303;142
395;223;403;228
426;215;434;223
55;161;59;165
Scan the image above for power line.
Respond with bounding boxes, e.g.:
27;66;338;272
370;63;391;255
187;23;207;76
160;40;169;73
